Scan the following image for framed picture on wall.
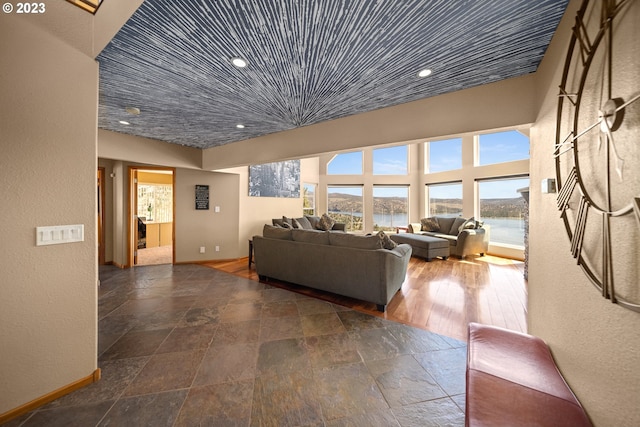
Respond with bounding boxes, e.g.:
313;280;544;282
249;160;300;198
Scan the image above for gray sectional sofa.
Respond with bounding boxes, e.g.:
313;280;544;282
408;216;489;258
253;225;412;311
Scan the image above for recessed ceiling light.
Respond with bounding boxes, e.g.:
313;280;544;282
231;57;248;68
119;120;130;125
236;124;245;129
418;69;432;78
125;106;141;115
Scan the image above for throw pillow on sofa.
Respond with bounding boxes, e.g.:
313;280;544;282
458;217;476;233
378;231;397;250
318;213;336;231
282;216;294;228
421;217;439;232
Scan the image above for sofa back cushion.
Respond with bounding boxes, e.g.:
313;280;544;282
329;232;383;250
292;228;330;245
263;224;293;240
295;216;314;229
449;217;467;235
435;217;456;235
304;215;321;229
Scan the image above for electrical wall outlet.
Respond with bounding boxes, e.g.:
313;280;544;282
215;246;220;252
199;246;206;254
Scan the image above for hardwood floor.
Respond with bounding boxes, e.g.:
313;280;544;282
204;254;527;342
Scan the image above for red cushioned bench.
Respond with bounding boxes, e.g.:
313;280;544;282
466;323;592;427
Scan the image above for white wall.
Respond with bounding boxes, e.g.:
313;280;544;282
528;0;640;425
0;11;99;414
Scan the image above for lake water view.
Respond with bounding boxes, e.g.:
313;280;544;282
333;212;525;247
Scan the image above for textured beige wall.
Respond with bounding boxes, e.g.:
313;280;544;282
0;14;98;413
98;159;115;264
218;157;320;259
529;0;640;425
174;168;240;262
99;129;202;170
202;74;537;170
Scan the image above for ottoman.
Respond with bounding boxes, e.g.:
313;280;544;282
390;233;450;261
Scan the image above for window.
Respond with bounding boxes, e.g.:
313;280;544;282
327;186;363;232
327;151;363;175
478;177;529;247
303;183;316;216
373;186;409;231
427;182;462;217
373;146;408;175
137;184;173;223
477;130;529;166
426;138;462;173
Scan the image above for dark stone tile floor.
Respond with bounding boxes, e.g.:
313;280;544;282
7;264;466;426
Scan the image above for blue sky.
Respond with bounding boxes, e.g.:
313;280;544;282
479;178;529;199
373;146;408;175
478;130;529;165
428;138;462;172
327;146;409;175
327;152;363;174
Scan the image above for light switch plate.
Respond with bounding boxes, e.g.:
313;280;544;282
541;178;557;194
36;224;84;246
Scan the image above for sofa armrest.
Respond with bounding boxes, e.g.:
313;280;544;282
408;223;422;233
390;243;412;258
455;228;489;257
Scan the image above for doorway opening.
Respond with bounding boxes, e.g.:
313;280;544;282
98;167;106;265
129;167;175;266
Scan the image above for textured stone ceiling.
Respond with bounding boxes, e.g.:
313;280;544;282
97;0;569;149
